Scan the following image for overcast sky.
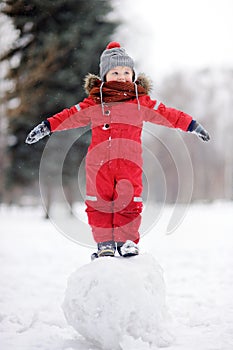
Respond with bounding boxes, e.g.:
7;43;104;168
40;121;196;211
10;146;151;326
113;0;233;81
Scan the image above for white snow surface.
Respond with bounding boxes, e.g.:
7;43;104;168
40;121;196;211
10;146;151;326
63;254;172;350
1;201;233;350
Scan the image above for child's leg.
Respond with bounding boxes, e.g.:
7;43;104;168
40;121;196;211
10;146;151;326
85;203;114;243
113;161;143;243
113;199;142;243
85;162;115;243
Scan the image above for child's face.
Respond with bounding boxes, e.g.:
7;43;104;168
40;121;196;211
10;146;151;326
106;66;133;82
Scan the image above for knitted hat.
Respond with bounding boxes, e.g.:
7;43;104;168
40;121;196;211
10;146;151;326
99;41;135;81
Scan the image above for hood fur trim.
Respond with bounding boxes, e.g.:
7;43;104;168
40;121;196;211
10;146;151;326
83;72;153;95
84;74;101;95
136;73;153;94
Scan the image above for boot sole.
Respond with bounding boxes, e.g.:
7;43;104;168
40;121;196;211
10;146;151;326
97;249;115;258
122;252;139;257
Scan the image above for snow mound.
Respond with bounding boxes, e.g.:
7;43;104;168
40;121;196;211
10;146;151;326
62;253;173;350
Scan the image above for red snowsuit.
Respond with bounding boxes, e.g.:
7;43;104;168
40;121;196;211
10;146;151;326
47;75;192;244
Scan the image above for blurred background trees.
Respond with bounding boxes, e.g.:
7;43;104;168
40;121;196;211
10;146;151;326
157;69;233;202
142;68;233;203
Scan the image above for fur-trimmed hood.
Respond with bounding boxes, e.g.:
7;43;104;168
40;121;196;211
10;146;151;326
83;73;153;95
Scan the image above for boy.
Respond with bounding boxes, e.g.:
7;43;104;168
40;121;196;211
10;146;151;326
26;42;210;259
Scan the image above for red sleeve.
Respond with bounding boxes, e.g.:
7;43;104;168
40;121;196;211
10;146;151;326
47;97;95;132
141;95;193;131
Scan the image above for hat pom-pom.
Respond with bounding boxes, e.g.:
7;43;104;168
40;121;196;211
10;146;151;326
106;41;121;49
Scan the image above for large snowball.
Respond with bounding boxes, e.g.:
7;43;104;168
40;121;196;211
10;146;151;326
62;254;173;349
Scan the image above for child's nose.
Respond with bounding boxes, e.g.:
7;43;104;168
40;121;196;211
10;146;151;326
117;75;125;81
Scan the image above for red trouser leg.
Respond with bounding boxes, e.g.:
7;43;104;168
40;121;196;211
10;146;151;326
112;162;142;243
85;160;143;244
113;199;142;244
85;162;115;243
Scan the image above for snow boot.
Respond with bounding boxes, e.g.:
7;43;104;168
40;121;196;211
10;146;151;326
91;240;116;260
117;240;139;257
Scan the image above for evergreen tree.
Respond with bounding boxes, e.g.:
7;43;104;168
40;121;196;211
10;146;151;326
1;0;118;204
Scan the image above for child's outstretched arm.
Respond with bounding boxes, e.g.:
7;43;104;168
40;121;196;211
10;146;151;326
25;97;94;145
142;96;210;142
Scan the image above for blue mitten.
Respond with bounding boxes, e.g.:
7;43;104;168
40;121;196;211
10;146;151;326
189;121;210;142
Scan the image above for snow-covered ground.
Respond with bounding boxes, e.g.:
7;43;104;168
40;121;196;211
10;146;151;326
0;201;233;350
